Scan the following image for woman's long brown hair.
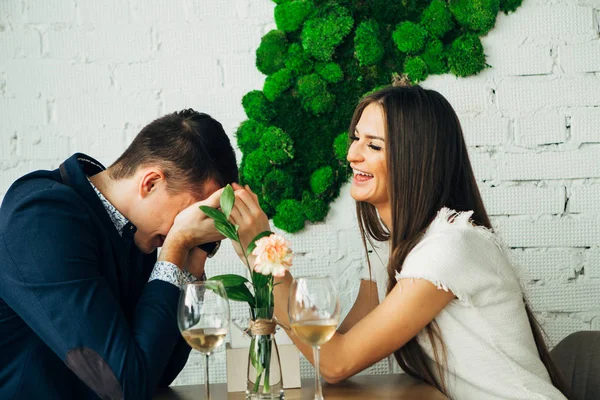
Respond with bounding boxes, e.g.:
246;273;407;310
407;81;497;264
351;85;569;397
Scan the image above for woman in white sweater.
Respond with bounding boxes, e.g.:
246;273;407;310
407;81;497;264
234;84;569;399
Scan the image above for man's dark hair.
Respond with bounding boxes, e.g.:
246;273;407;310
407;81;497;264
109;109;238;195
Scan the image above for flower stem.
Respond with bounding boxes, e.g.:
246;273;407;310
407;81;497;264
235;232;257;309
267;277;273;311
254;371;262;392
236;233;253;277
264;336;271;392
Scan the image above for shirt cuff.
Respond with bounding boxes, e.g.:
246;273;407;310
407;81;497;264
148;261;205;290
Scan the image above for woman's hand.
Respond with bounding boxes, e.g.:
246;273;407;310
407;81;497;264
228;183;271;264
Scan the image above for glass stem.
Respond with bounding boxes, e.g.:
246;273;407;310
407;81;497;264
204;353;210;400
313;346;323;400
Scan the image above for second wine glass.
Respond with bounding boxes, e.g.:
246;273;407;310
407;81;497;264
288;276;340;400
178;281;230;400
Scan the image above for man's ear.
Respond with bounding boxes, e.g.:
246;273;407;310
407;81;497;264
139;168;165;199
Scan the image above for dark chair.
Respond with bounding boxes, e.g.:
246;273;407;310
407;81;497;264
550;331;600;400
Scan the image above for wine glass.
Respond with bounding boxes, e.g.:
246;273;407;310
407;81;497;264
178;281;230;399
288;276;340;400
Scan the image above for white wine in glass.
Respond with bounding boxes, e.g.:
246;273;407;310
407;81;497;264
288;276;340;400
290;319;337;346
178;281;230;400
181;327;228;354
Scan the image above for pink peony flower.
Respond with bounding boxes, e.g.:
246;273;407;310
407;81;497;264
252;234;293;277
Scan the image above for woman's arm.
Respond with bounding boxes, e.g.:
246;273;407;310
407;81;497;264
274;273;455;383
337;279;379;334
227;185;455;384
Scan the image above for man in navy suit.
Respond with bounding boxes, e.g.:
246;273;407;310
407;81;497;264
0;110;258;399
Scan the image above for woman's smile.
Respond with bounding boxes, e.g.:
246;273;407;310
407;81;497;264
352;168;374;184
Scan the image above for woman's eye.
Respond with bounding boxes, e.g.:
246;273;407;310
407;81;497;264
349;135;359;142
368;143;382;151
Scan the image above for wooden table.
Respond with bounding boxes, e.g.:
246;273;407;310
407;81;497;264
155;374;447;399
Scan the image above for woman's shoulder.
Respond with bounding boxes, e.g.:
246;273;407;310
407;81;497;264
411;208;505;259
398;208;520;306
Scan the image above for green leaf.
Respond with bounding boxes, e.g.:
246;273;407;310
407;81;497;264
215;220;239;241
220;184;235;219
199;206;229;225
252;272;271;310
246;231;274;255
224;284;256;306
252;271;270;289
206;281;254;307
209;274;250;287
252;274;274;310
203;280;224;292
250;340;263;372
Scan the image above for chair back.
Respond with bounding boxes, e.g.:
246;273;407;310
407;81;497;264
550;331;600;400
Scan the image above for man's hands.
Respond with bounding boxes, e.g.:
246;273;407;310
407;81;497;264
229;183;271;264
158;183;270;277
158;188;225;276
181;246;209;278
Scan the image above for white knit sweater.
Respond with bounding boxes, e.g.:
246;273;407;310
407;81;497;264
396;208;566;400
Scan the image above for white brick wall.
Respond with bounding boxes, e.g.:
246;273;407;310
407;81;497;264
499;147;600;180
497;76;600;112
492;2;596;39
560;40;600;72
460;111;508;146
24;0;76;25
511;248;583;282
515;112;567;147
1;0;599;386
570;184;600;213
585;247;600;278
571;107;600;144
0;27;40;63
494;216;599;247
45;26;153;61
480;184;565;215
484;42;553;77
4;60;111;97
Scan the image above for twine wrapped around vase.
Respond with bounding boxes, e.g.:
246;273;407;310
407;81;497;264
246;317;290;337
249;318;277;336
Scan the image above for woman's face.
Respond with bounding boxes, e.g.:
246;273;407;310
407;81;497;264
347;102;389;208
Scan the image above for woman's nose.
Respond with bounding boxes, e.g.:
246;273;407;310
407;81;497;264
347;141;363;163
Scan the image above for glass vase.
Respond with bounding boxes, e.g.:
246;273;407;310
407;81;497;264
246;308;284;400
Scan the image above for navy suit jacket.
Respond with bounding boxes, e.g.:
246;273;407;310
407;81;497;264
0;154;191;399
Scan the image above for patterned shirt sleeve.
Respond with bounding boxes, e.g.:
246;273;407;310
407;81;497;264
148;261;205;290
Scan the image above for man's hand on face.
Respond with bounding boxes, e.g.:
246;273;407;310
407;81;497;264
181;246;209;278
158;188;225;269
228;183;271;265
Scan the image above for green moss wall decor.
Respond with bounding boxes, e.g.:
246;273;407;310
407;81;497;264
238;0;523;232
